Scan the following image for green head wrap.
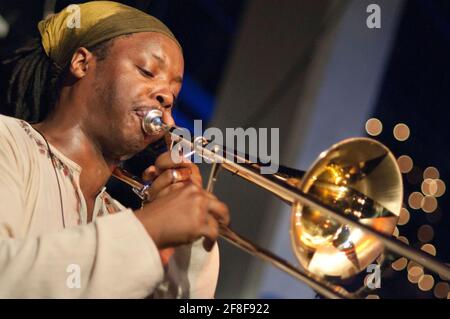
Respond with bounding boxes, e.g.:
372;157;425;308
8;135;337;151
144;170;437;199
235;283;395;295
38;1;181;68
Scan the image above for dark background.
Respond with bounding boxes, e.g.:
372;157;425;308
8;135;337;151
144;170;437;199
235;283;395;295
0;0;448;298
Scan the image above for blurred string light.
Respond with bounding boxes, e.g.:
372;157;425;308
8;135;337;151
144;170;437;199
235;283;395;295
366;120;448;297
418;275;434;292
408;192;423;210
392;257;408;271
423;167;439;179
421;196;438;213
365;118;383;136
407;261;422;273
421;179;438;196
404;245;438;291
393;227;399;238
397;236;409;245
417;225;434;243
433;282;449;299
397;155;413;173
407;266;423;284
434;179;446;197
421;244;436;256
393;123;410;141
397;207;410;225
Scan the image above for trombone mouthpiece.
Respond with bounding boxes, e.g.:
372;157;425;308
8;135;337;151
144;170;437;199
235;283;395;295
142;109;166;135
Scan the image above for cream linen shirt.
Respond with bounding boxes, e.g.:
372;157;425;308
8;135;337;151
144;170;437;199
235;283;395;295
0;114;219;298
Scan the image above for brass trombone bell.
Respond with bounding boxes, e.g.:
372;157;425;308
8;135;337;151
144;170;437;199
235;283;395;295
290;138;402;279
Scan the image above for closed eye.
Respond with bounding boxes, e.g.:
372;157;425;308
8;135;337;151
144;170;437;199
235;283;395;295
137;66;154;78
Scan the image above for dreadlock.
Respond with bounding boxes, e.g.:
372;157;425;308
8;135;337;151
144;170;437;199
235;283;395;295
4;38;114;123
4;39;56;122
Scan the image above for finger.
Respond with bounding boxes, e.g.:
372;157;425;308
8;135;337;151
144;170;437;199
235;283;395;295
149;168;192;198
156;182;186;199
142;165;158;182
204;191;218;200
201;215;219;252
154;151;192;173
155;152;203;187
168;157;202;186
206;199;230;226
188;162;202;186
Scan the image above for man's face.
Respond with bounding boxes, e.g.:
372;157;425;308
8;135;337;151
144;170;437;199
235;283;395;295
82;32;184;162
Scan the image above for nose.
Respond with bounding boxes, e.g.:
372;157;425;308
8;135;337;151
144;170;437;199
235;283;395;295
155;91;174;110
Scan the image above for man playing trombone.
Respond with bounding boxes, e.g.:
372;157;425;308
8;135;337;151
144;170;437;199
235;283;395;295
0;1;229;298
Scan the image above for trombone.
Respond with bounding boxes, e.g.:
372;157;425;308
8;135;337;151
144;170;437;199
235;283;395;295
113;110;450;299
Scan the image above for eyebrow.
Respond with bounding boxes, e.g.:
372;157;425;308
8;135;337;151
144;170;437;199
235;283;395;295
173;76;183;84
152;53;165;65
152;53;183;84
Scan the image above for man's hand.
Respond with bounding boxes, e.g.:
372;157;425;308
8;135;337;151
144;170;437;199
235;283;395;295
135;150;229;264
134;183;230;251
142;151;202;202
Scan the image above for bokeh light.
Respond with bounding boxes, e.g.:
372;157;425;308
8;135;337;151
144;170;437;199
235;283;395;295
421;243;436;256
397;236;409;245
365;118;383;136
434;179;446;198
421;196;438;213
393;123;410;141
418;275;434;291
423;167;439;179
391;257;408;271
421;179;438;196
434;282;450;299
408;192;423;210
397;207;410;225
417;225;434;243
397;155;413;174
393;226;399;238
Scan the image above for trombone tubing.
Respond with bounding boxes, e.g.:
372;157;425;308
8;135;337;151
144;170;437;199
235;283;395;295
113;164;350;298
167;130;450;280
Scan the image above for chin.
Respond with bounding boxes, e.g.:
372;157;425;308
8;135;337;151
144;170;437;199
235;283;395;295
123;136;156;159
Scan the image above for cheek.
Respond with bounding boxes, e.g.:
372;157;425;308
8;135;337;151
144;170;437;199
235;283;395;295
105;66;141;104
110;78;135;105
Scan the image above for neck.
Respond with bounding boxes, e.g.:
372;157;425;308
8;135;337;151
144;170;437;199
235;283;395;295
33;107;116;201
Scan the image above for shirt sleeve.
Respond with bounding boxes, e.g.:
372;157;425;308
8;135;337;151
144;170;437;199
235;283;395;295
0;119;165;298
109;193;221;299
0;211;165;298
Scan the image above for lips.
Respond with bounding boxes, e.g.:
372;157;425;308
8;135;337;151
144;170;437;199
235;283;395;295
133;105;160;119
134;109;148;118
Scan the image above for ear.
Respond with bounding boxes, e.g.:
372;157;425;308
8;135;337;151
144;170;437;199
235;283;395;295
69;47;94;79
